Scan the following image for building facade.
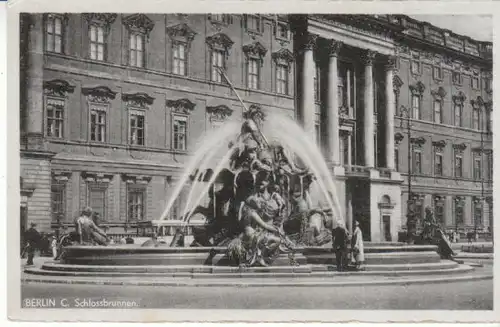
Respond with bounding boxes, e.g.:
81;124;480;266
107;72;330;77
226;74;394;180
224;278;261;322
19;14;493;242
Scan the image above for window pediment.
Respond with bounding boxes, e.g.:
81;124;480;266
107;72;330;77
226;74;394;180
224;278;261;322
431;86;447;100
272;48;294;64
452;91;466;105
432;140;447;148
82;172;114;183
166;23;196;42
123;14;155;37
167;98;196;114
453;143;467;152
409;81;425;96
470;96;485;109
206;33;234;52
82;86;117;103
52;170;72;183
43;79;75;97
242;41;267;62
122;92;155;108
82;13;117;27
206;105;233;121
122;173;152;185
410;136;426;147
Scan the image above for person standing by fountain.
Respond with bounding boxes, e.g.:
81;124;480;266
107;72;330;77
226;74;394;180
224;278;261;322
351;221;365;270
332;221;349;272
24;223;41;266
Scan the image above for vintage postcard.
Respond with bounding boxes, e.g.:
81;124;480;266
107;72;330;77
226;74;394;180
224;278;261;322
5;0;499;323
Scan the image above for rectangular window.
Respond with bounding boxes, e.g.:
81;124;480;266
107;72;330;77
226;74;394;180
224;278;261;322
314;63;320;102
434;152;443;176
172;42;187;76
211;50;225;83
413;149;422;174
455;202;464;226
129;112;145;146
454;104;462;127
474;202;483;226
433;100;442;124
129;33;145;68
412;95;420;120
488;152;493;180
314;121;321;146
89;187;106;221
247;58;260;90
454;153;463;178
45;15;63;53
485;78;492;92
432;66;442;80
452;71;461;85
434;198;444;225
474;154;482;180
473;108;480;130
128;188;145;221
395;148;399;171
340;134;349;166
246;15;262;33
276;64;289;95
89;24;105;61
173;115;187;151
472;76;480;89
46;98;64;138
411;60;421;74
51;185;65;221
277;22;289;40
210;14;232;25
90;106;107;142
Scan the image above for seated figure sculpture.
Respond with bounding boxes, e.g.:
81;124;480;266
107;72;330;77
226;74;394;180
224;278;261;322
75;207;109;245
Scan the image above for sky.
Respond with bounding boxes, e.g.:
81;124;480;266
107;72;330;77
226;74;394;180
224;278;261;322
409;15;492;42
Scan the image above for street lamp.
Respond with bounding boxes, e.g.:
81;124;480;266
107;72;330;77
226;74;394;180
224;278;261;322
399;105;416;243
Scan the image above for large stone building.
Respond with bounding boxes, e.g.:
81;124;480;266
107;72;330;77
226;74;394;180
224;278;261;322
19;14;493;242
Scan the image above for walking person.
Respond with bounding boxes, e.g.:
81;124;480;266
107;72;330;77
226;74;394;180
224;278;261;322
351;221;365;271
332;221;349;272
24;223;41;266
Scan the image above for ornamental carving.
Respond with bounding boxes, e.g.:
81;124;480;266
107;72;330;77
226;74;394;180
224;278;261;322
82;172;114;183
82;86;117;103
166;23;196;42
452;91;467;105
410;136;426;147
43;79;75;97
470;96;485;109
303;34;318;50
394;132;404;145
122;14;155;37
431;86;447;100
82;13;117;27
453;143;467;153
166;98;196;114
432;140;447;148
393;75;403;95
206;33;234;53
328;40;343;57
122;173;152;185
52;170;72;183
242;41;268;63
454;196;465;205
360;50;377;66
272;48;294;64
473;196;484;204
409;81;425;96
122;92;155;109
433;195;445;202
206;104;233;121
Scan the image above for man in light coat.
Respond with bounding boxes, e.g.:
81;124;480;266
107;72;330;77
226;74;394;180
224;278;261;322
351;220;365;270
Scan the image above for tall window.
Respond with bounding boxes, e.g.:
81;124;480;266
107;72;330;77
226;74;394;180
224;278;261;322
340;133;349;166
412;149;422;174
454;199;464;226
452;71;462;85
314;121;321;146
454;104;462;127
432;66;442;80
472;75;480;89
411;60;421;75
454;152;463;178
90;105;107;142
46;98;64;138
45;15;63;53
172;42;187;76
173;115;187;150
89;24;105;61
412;95;420;120
473;152;482;180
433;100;442;124
314;63;320;102
276;64;289;95
473;108;481;130
276;22;290;40
434;152;443;176
474;200;483;227
128;188;145;221
88;186;106;220
246;15;262;33
129;112;145;145
395;148;399;171
129;32;145;67
51;184;65;221
487;151;493;180
434;197;445;225
211;49;225;83
247;58;260;90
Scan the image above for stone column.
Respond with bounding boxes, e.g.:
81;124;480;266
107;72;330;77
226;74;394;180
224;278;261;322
301;34;318;140
326;40;342;164
25;14;45;150
362;50;377;167
385;56;397;170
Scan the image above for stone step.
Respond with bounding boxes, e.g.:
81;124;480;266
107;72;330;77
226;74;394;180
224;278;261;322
24;264;474;279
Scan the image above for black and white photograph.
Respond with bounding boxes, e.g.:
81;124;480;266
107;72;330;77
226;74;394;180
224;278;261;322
5;1;497;322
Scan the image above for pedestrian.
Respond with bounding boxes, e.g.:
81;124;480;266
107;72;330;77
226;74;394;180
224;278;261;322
50;235;58;259
332;221;349;272
24;223;41;266
351;221;365;271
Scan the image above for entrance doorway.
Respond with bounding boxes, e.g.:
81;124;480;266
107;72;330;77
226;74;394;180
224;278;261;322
382;215;391;241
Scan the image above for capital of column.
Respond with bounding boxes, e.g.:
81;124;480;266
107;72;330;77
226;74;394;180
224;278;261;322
385;55;397;71
328;40;343;57
303;34;318;51
361;49;377;66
